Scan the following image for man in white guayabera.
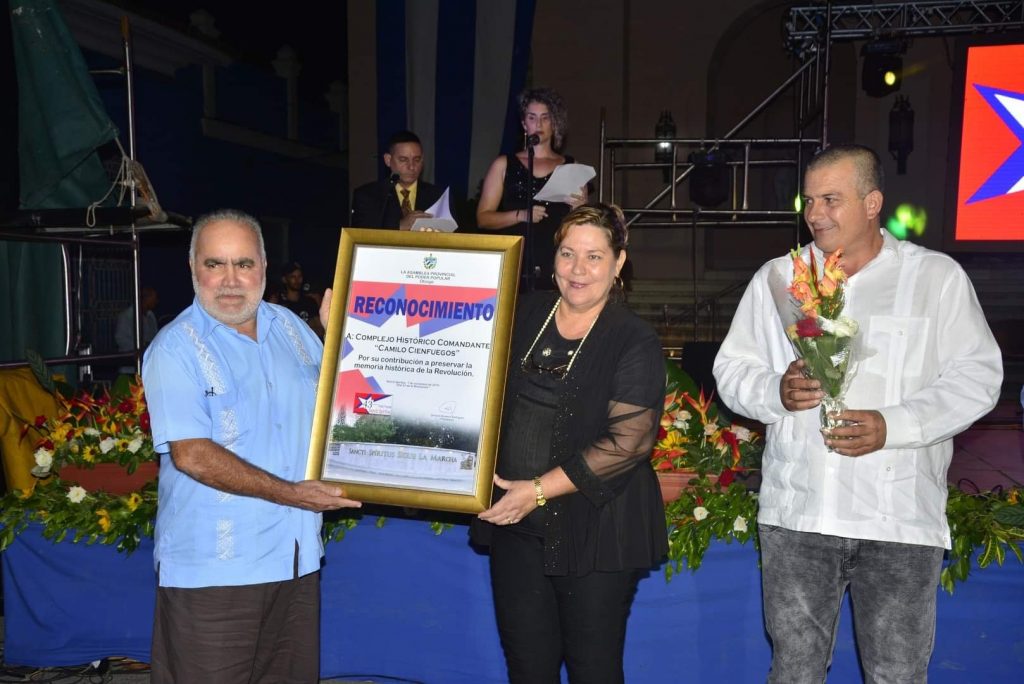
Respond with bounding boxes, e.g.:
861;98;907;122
713;144;1002;683
142;209;361;683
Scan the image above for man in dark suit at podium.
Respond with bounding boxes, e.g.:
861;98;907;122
351;130;444;230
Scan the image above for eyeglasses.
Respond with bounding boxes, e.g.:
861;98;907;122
521;354;571;380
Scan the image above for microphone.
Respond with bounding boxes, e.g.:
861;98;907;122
526;133;540;147
388;173;400;185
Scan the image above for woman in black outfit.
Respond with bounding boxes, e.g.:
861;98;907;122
474;204;667;683
476;88;587;290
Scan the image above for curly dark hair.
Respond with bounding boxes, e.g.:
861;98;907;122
518;87;568;151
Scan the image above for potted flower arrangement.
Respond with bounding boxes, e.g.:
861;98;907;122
654;362;764;578
0;374;158;554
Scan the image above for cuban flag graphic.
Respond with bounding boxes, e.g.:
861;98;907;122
954;43;1024;241
353;392;393;416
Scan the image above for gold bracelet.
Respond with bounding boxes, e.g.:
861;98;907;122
533;476;547;507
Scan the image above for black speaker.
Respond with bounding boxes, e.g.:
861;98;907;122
688;150;729;208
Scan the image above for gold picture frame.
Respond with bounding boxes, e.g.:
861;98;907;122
305;228;522;513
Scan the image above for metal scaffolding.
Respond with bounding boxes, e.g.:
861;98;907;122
598;1;1024;341
786;1;1024;45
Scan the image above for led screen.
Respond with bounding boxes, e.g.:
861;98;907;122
952;43;1024;242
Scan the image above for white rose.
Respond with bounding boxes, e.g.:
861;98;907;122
733;515;748;533
818;315;859;338
33;447;54;469
732;426;752;442
127;437;143;454
83;427;101;437
66;486;87;503
99;437;116;454
693;506;709;521
703;423;718;437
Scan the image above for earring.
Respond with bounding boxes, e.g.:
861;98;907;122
551;273;556;285
614;275;624;290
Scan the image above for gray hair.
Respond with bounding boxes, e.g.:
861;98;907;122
189;209;266;264
806;144;885;197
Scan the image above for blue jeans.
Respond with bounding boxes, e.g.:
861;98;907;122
759;524;944;684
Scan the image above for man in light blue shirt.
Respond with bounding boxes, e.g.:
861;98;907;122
142;209;360;683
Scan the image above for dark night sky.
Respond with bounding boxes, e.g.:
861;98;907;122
121;0;348;99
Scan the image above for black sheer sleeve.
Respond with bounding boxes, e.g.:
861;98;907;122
561;325;665;507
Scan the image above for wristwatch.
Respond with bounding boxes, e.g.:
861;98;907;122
533;476;547;507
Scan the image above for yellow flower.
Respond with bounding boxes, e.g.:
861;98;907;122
126;493;143;512
52;423;72;443
96;508;112;533
660;430;687;450
81;446;95;463
1009;489;1020;505
18;487;32;500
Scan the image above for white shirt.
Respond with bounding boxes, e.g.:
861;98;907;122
714;232;1002;549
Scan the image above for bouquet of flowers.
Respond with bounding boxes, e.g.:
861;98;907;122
23;375;156;478
651;387;762;486
783;247;859;433
0;375;159;554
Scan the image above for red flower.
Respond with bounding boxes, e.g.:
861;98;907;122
718;468;736;487
657;425;667;440
140;411;151;433
117;399;135;414
34;415;47;428
795;318;824;338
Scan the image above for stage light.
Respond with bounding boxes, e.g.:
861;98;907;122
655;110;676;183
794;195;802;212
861;40;905;98
886;203;927;239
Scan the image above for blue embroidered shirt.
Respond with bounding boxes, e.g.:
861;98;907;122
142;299;324;588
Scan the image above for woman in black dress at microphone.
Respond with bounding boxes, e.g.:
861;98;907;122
477;88;587;290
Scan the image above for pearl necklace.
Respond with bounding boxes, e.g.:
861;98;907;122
520;298;601;378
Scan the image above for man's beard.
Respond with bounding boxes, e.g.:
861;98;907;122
192;273;266;327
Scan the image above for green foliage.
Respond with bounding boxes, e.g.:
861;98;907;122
663;477;760;578
791;334;852;399
942;486;1024;594
332;415;398;443
665;359;700;398
0;478;157;554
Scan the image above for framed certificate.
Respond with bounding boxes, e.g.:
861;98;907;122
305;228;522;513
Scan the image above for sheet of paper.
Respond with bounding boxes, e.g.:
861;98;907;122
532;164;596;204
413;188;458;232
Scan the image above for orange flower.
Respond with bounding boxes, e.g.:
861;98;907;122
819;274;838;297
823;248;846;284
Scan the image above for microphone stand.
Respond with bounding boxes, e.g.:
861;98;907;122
377;173;400;228
524;134;539;291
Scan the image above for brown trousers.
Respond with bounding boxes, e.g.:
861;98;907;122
150;571;320;684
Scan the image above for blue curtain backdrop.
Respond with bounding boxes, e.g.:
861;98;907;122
373;0;537;199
